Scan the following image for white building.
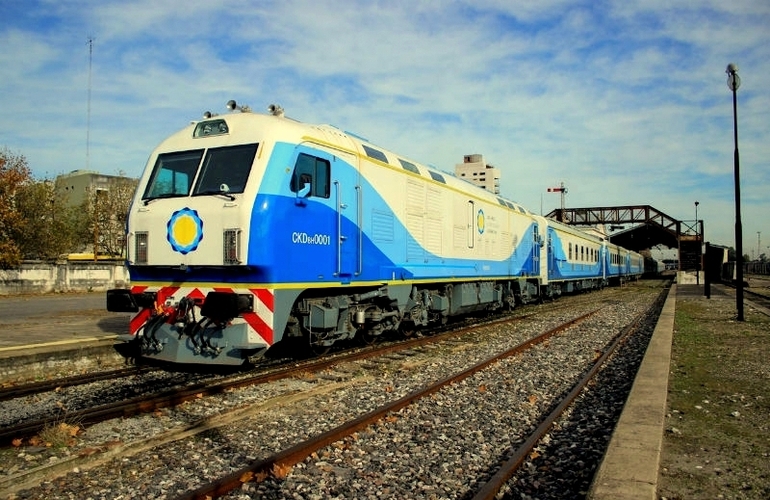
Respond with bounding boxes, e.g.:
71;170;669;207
454;154;501;194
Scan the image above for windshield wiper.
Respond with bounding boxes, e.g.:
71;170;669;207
197;183;236;201
142;193;181;206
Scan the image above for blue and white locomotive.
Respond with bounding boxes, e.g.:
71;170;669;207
107;101;644;366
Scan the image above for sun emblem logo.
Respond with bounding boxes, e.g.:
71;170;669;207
167;207;203;255
477;209;485;234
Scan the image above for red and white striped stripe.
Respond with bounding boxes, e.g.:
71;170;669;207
129;285;275;345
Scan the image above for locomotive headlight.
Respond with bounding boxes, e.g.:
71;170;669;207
134;231;148;265
193;118;228;138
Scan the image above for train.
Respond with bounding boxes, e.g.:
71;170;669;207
107;101;645;367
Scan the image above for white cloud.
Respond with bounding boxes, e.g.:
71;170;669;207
1;0;768;248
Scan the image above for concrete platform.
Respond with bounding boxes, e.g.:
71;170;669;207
0;292;129;379
590;281;767;499
0;292;129;358
589;283;677;499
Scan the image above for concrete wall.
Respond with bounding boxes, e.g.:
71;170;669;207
676;270;704;285
0;261;129;295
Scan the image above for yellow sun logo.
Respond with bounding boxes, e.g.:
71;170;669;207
477;209;485;234
167;207;203;254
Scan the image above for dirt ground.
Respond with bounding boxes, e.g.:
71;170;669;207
657;286;770;499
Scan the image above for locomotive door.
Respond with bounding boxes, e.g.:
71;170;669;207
548;230;556;278
289;146;359;283
532;225;540;275
333;154;361;283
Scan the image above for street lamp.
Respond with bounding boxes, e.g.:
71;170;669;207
726;63;744;321
695;201;700;285
757;231;761;262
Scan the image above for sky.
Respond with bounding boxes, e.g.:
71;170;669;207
1;0;769;259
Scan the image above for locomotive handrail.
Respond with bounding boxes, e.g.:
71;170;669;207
356;184;362;276
334;180;342;277
334;181;342;276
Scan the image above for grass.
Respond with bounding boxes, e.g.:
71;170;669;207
658;293;770;499
37;421;81;448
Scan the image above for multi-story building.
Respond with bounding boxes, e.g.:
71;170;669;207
54;170;138;258
454;154;501;194
55;170;121;206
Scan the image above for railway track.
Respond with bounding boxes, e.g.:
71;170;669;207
175;290;665;499
0;285;648;447
470;303;651;499
2;284;666;498
175;311;599;499
0;366;155;403
0;306;537;447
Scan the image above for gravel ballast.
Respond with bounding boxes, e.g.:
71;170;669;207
1;285;663;500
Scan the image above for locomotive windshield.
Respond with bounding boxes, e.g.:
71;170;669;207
142;144;258;203
142;149;203;202
193;144;258;196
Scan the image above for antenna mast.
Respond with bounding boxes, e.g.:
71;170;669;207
86;36;94;171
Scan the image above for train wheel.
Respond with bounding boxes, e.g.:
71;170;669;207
399;323;416;338
306;332;331;356
359;329;379;345
309;341;330;356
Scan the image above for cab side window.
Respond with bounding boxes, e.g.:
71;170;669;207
290;153;331;198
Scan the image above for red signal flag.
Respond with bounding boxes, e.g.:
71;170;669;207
547;187;565;192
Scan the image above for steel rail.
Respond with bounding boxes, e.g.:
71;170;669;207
175;310;599;500
721;282;770;313
471;288;668;499
0;366;154;403
0;308;536;447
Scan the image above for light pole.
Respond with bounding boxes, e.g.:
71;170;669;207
726;63;744;321
695;201;700;285
757;232;761;262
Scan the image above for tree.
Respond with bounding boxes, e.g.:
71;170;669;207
73;175;137;257
15;179;79;260
0;148;32;268
1;149;137;263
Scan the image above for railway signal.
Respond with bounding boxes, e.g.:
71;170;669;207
547;182;568;220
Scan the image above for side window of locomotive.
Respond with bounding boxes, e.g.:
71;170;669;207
193;143;258;196
143;149;204;201
290;153;331;198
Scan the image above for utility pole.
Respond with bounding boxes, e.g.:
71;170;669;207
758;232;761;262
86;36;94;171
87;36;97;262
93;193;98;262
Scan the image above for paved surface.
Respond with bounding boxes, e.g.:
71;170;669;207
0;292;129;356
